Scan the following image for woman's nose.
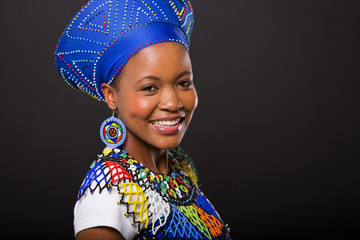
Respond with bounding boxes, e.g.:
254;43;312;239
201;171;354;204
158;88;184;112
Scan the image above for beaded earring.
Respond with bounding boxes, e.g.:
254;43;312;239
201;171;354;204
100;110;127;148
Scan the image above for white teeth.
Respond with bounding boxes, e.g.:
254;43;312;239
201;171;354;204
151;118;181;127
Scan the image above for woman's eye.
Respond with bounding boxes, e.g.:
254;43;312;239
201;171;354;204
177;80;192;88
141;85;158;92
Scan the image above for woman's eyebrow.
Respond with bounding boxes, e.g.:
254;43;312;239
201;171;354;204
136;76;160;84
177;71;192;79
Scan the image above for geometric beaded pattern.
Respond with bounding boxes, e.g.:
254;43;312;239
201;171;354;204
146;189;171;235
55;0;194;101
164;204;204;239
77;146;231;239
117;182;149;228
193;204;225;238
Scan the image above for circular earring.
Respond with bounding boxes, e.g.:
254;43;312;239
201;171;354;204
100;110;127;148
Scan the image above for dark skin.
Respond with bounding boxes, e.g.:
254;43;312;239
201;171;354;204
76;42;198;239
76;227;125;240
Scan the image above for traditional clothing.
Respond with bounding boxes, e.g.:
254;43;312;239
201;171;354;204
74;146;231;239
55;0;194;101
55;1;231;238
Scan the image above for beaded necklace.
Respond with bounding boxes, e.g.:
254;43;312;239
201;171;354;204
77;146;231;239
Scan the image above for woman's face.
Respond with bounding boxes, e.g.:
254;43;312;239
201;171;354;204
102;42;198;150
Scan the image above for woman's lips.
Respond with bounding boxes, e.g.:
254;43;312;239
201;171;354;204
149;117;184;134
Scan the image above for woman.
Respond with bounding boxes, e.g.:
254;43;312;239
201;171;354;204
55;0;231;239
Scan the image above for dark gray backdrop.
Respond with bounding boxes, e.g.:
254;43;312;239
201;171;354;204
1;0;359;239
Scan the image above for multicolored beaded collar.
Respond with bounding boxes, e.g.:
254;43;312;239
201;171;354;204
77;146;231;239
78;146;199;202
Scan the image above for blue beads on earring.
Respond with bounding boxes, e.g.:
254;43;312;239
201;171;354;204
100;111;127;148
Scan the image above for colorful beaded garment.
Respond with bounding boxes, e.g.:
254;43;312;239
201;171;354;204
77;146;231;239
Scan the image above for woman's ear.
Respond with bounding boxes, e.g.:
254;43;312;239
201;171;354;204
101;83;117;110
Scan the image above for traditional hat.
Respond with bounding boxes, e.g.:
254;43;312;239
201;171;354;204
55;0;194;101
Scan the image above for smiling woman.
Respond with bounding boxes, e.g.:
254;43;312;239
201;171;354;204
101;42;198;174
55;0;231;239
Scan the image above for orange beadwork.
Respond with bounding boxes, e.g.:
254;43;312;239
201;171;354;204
193;204;224;237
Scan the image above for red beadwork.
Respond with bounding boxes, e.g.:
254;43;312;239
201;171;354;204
105;160;134;183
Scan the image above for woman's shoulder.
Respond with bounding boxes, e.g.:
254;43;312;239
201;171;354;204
75;147;149;237
77;147;135;200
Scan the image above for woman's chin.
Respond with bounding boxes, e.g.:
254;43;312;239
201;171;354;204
149;134;185;150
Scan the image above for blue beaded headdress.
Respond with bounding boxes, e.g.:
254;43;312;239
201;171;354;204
55;0;194;101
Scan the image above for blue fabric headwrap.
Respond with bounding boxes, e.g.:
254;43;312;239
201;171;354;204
55;0;194;101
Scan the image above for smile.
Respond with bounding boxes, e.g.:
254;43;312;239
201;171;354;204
151;118;181;127
149;117;184;134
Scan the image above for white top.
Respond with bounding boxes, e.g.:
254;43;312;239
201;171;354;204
74;187;139;239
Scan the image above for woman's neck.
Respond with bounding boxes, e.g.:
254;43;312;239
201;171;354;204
122;133;169;174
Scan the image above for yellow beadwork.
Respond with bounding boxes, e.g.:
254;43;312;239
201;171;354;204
102;147;113;156
182;162;198;187
118;182;149;228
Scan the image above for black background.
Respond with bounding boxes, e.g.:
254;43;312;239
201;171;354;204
1;0;359;239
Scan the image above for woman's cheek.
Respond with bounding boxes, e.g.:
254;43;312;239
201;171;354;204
130;97;157;119
184;90;198;112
